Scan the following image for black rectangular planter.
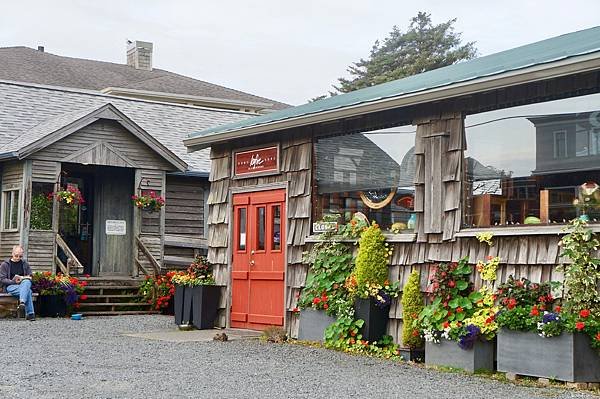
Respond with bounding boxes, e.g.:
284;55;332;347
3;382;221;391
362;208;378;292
174;285;192;326
37;294;67;318
425;338;495;373
190;285;221;330
497;329;600;382
297;308;337;342
354;297;390;342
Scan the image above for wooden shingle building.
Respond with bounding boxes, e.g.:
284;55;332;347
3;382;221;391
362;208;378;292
0;80;253;277
184;26;600;337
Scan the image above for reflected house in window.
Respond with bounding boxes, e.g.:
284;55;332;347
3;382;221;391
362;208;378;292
315;133;415;228
529;111;600;174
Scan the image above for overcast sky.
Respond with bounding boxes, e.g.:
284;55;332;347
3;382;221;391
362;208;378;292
1;1;599;105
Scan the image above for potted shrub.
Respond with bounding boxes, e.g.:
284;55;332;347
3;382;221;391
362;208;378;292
399;270;424;362
347;222;397;342
496;219;600;382
171;256;220;329
297;238;354;341
32;272;86;317
418;256;498;373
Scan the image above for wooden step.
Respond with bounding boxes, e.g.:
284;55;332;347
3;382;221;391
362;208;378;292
83;285;141;291
84;294;140;299
79;310;161;316
81;302;152;307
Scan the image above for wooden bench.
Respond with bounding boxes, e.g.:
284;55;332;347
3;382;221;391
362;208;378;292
0;293;39;318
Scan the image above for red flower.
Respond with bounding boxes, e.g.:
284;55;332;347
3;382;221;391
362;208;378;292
350;330;357;337
312;297;321;305
576;322;585;331
596;332;600;342
84;274;90;278
579;309;590;318
291;307;299;313
323;303;329;310
448;280;455;288
530;306;539;316
554;306;561;313
456;306;463;313
412;330;420;337
507;298;517;310
80;294;88;301
442;321;450;329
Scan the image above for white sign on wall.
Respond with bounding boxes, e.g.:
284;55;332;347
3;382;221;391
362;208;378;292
105;220;127;236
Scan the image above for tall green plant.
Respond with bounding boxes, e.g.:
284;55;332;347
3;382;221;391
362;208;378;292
30;193;52;230
355;223;389;290
401;270;424;349
559;218;600;315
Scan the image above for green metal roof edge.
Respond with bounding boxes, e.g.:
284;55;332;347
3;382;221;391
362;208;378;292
189;25;600;140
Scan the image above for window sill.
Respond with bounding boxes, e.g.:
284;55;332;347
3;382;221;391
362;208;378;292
455;224;600;237
304;232;416;243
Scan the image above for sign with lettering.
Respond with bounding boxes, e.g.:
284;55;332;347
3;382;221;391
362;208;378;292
312;221;338;233
105;220;127;235
234;145;279;177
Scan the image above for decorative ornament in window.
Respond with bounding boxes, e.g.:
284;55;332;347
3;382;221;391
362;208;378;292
359;188;396;209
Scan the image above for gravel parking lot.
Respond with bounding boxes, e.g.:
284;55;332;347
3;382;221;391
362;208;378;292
0;315;597;399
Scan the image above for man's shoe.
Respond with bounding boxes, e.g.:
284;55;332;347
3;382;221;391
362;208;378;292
16;303;25;318
26;313;35;321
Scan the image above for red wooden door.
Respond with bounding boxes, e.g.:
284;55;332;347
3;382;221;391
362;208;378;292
231;189;285;330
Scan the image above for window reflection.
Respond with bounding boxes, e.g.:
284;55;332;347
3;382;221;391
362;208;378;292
272;205;281;250
257;207;265;250
238;208;246;251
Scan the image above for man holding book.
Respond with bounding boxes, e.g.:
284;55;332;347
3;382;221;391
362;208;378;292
0;245;35;320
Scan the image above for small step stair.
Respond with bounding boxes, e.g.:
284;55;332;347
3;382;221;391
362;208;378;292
77;277;158;316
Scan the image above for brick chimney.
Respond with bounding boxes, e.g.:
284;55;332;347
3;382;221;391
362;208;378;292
126;40;153;71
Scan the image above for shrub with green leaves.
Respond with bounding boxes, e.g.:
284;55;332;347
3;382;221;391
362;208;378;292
355;223;389;290
401;270;424;349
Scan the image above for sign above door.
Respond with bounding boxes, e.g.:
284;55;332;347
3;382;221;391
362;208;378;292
233;144;279;179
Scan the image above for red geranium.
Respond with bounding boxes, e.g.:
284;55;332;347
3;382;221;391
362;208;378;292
576;322;585;331
579;309;590;318
530;306;539;316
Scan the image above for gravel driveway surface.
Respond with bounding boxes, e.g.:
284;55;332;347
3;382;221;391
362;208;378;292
0;315;597;399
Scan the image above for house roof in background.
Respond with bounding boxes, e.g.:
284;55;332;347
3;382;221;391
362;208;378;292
0;46;289;111
185;25;600;148
0;80;252;173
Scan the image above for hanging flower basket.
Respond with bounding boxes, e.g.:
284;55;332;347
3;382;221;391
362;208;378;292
53;185;85;207
132;191;165;212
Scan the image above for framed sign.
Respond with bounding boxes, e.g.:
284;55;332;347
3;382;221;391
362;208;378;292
233;145;279;178
105;220;127;235
313;221;338;233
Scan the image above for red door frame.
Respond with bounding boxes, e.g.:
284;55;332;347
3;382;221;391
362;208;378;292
230;188;286;330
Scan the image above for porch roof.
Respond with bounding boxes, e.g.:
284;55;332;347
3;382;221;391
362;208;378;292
184;25;600;150
0;80;253;173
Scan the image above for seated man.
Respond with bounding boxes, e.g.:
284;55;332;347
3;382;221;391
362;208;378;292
0;245;35;320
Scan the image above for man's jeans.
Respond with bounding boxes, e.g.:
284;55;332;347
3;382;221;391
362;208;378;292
6;279;34;315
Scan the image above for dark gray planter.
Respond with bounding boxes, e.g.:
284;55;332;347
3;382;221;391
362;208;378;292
398;347;425;362
297;308;337;341
354;297;390;342
174;285;192;326
497;329;600;382
425;338;495;373
190;285;220;330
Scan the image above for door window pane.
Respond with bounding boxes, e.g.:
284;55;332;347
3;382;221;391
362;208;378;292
257;207;265;251
238;208;246;251
272;205;281;251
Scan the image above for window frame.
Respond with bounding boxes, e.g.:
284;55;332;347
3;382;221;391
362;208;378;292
2;187;21;232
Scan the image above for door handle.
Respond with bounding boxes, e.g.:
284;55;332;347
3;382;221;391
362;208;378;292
250;260;255;266
251;250;255;255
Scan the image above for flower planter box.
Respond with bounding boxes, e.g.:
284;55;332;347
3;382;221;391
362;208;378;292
174;285;192;326
37;294;67;318
354;297;390;342
425;338;495;373
190;285;220;330
398;347;425;362
297;308;337;342
497;329;600;382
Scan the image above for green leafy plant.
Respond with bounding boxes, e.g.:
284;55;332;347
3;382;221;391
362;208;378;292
30;192;53;230
401;270;424;349
354;222;390;295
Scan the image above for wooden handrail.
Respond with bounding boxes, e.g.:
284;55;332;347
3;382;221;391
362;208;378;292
135;236;160;277
54;255;68;275
55;234;84;276
134;257;152;277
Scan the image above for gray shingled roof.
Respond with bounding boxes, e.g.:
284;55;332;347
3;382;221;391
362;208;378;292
0;46;289;110
0;80;252;173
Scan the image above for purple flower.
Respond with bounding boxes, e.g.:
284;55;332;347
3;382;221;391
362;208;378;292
458;324;481;350
374;289;391;309
542;312;559;323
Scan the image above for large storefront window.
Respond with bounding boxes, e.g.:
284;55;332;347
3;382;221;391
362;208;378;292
464;92;600;228
315;127;416;232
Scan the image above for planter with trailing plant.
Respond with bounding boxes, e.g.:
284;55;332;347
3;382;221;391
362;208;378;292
132;191;165;213
398;270;425;362
171;256;219;329
496;219;600;382
346;222;397;342
297;217;355;342
32;272;86;317
419;239;499;373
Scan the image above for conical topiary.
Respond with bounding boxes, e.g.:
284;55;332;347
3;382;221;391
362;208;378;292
401;270;424;349
355;223;389;292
